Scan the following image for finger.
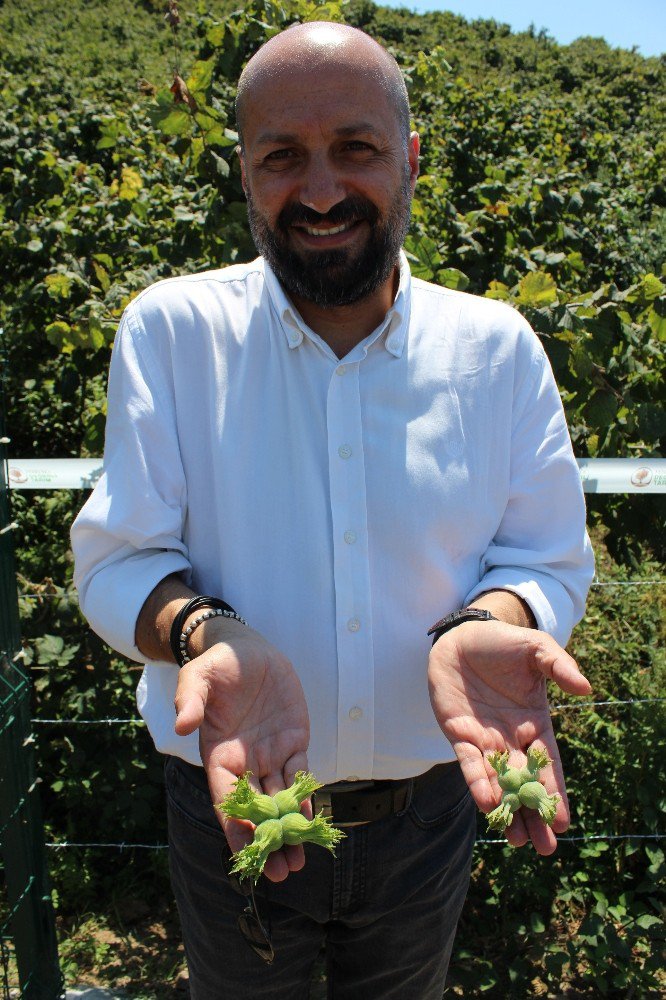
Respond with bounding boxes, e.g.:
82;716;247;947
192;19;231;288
453;741;498;813
206;762;243;812
222;816;255;854
504;810;529;848
283;843;306;872
262;769;289;798
523;808;558;856
263;849;290;883
285;754;316;819
527;737;571;833
174;665;208;736
283;751;310;788
534;637;592;696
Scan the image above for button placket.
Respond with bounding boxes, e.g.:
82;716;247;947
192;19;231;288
326;359;374;779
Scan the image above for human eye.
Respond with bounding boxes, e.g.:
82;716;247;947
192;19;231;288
344;140;373;152
264;148;296;162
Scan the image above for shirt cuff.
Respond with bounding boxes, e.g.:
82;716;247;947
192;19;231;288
79;549;192;663
464;567;574;647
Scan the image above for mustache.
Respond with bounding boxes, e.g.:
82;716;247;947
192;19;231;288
277;196;380;230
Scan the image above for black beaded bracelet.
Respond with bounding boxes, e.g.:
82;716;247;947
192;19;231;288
169;596;246;667
179;608;247;665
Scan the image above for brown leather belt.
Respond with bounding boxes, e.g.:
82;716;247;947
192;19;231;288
313;763;454;826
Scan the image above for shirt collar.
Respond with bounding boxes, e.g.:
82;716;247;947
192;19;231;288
262;251;411;359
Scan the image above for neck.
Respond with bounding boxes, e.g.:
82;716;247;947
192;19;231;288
289;267;399;360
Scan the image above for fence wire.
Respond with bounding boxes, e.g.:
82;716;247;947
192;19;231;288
34;689;665;850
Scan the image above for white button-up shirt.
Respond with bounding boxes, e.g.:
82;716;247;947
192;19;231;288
71;253;594;782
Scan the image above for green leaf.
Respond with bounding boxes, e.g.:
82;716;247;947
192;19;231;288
186;57;215;97
530;912;546;933
635;913;661;929
636;273;665;303
438;268;469;291
45;273;73;299
635;403;666;441
404;234;441;280
570;344;594;378
567;251;586;273
584;390;618;429
34;633;64;664
199;147;230;180
154;108;192;137
516;271;558;307
485;280;510;301
45;321;73;348
91;261;110;293
647;302;666;341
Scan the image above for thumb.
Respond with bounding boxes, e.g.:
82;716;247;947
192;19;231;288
174;664;209;736
533;635;592;697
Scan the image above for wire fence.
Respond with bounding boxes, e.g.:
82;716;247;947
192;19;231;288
19;575;666;852
2;455;664;998
28;693;666;849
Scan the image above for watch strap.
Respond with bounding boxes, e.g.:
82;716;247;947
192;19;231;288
427;608;498;646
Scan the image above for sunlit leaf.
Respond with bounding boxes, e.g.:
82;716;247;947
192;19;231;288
516;271;558;307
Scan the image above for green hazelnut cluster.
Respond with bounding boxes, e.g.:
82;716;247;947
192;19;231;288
486;745;560;831
217;771;345;882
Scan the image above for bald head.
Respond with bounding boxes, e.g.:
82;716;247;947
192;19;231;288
235;22;411;149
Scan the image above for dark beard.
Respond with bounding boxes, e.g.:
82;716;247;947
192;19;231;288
246;184;412;308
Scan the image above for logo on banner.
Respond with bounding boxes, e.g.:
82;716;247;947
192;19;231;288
8;467;28;484
630;467;652;487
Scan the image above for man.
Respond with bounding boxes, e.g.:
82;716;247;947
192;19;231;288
71;21;594;999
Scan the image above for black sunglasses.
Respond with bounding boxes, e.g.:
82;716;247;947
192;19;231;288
227;864;275;965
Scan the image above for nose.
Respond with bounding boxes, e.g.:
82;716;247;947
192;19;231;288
298;153;346;216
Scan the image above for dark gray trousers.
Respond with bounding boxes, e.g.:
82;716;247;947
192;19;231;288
165;755;475;1000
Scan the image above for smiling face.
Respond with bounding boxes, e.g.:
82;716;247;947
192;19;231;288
237;26;419;309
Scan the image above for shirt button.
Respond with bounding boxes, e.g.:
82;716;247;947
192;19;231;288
336;365;347;376
348;706;363;721
347;617;360;632
344;530;357;544
338;444;352;459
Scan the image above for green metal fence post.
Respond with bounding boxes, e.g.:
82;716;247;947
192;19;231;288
0;331;63;999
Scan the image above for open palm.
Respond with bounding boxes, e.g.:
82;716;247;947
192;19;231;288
428;619;591;854
174;622;310;881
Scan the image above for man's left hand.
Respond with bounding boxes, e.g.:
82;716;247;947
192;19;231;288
427;619;591;854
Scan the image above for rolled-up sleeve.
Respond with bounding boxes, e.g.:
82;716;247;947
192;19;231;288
464;337;594;646
71;303;191;661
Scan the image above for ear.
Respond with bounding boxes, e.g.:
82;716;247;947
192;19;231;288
237;145;248;195
408;131;420;193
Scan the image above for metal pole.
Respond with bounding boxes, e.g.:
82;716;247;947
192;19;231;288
0;329;63;999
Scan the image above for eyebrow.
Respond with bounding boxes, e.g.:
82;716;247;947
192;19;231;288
254;121;383;147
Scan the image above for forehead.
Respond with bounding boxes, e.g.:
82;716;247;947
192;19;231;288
240;61;399;146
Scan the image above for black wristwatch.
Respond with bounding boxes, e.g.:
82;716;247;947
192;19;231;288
427;608;498;646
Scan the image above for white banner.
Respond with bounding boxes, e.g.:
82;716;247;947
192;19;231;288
576;459;666;494
6;459;103;490
5;457;666;493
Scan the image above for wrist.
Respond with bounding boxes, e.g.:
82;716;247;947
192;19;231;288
468;590;537;630
427;608;497;646
170;595;248;665
187;612;250;660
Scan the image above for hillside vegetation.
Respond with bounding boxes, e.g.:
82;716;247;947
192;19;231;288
1;1;664;996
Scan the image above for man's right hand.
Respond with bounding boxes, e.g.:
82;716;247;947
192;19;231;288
173;617;311;883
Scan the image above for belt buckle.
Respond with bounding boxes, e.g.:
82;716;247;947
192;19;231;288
314;780;375;823
314;789;333;820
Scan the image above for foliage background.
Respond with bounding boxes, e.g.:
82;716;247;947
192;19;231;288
1;0;664;995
